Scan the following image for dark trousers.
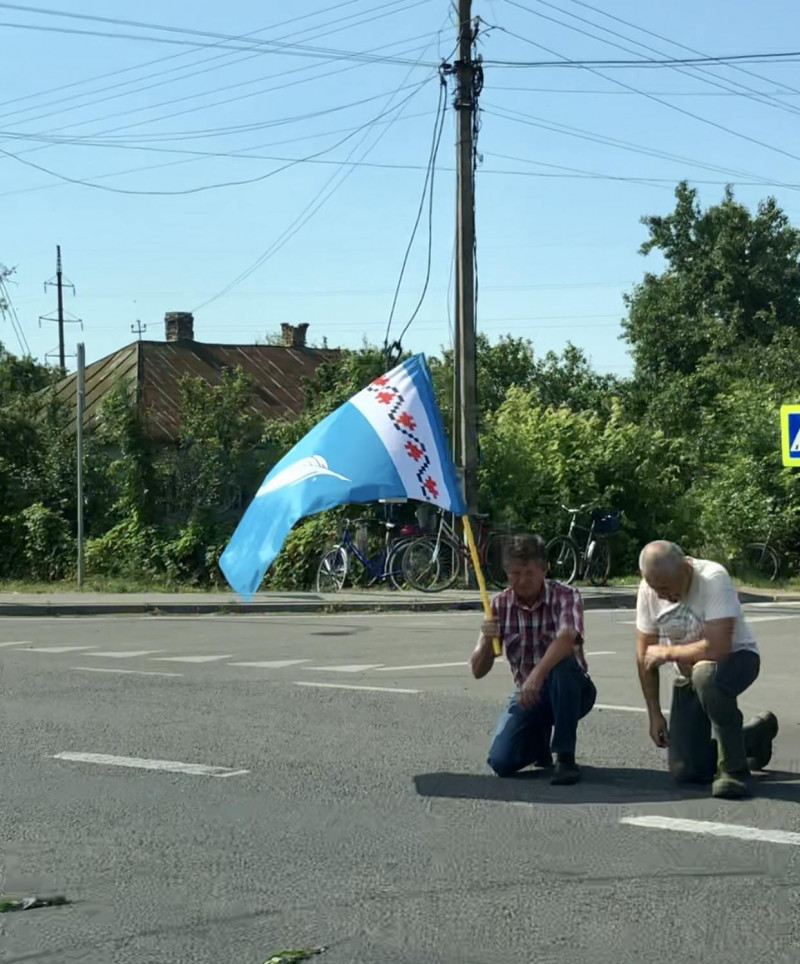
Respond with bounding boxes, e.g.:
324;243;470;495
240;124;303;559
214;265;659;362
487;658;596;777
668;650;762;781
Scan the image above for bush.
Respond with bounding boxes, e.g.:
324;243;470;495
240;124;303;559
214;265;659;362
85;519;164;580
21;502;74;581
264;513;342;590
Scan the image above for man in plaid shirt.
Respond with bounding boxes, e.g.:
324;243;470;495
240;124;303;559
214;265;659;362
471;534;596;785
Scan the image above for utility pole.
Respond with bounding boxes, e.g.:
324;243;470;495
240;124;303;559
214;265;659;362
131;319;147;341
76;342;85;589
41;245;81;371
453;0;481;513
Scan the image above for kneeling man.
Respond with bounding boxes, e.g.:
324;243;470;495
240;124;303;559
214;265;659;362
472;534;596;785
636;541;778;799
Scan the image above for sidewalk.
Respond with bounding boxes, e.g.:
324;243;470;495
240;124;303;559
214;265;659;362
0;584;789;617
0;586;642;617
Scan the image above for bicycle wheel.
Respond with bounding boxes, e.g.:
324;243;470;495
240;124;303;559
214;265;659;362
483;531;507;590
742;543;780;582
403;537;461;592
316;546;348;592
545;536;579;585
385;538;411;591
585;538;611;587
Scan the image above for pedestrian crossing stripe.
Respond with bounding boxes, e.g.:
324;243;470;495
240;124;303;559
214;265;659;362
780;405;800;466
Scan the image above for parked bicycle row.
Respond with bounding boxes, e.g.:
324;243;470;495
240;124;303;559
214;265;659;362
315;501;623;593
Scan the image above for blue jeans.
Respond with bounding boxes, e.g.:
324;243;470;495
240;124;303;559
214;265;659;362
487;658;596;777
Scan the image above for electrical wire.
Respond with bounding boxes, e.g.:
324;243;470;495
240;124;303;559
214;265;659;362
0;272;31;356
0;82;431;195
0;0;429;132
3;30;438;158
383;73;447;355
489;9;800;168
483;104;800;190
0;3;439;66
564;0;800;96
190;36;446;312
0;0;381;115
502;0;800;120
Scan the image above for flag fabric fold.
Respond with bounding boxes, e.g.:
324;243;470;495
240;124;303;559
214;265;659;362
220;353;465;598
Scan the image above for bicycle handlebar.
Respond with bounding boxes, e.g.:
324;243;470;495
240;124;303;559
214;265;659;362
561;503;593;515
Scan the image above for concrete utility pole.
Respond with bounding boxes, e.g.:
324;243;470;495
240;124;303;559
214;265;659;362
41;245;80;371
76;342;85;589
453;0;481;513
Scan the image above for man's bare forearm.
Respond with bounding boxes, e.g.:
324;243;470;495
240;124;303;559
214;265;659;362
471;634;495;679
636;632;661;714
637;661;661;714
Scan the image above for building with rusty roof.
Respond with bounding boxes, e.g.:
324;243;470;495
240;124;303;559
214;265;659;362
53;314;336;443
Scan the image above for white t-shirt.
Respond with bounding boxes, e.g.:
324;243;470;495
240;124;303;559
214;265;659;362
636;558;759;662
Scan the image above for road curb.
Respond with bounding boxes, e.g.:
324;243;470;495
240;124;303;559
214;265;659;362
0;591;640;617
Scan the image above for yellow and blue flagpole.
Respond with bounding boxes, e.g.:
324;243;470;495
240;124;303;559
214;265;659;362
462;516;502;657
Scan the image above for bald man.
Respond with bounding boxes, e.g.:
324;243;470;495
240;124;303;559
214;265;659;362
635;541;778;799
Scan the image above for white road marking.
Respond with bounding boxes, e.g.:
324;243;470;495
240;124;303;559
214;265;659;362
20;646;96;653
89;650;163;659
0;640;33;647
307;663;384;673
621;816;800;847
231;659;311;669
585;650;616;656
595;703;648;714
294;681;420;695
71;666;182;678
620;615;799;626
375;661;467;672
53;752;248;778
153;655;233;663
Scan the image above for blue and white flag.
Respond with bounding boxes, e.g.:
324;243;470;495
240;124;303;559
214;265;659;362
220;353;466;598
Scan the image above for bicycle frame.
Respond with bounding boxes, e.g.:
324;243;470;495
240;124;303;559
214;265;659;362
563;507;599;576
337;521;402;584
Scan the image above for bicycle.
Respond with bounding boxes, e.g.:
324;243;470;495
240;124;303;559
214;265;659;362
545;504;621;587
730;530;782;583
401;510;509;593
315;515;416;592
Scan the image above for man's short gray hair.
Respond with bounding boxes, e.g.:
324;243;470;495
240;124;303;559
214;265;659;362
639;540;685;576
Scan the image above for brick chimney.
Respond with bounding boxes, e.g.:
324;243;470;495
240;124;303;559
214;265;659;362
165;311;194;342
280;322;309;348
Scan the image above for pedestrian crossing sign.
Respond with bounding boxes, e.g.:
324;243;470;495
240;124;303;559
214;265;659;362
780;404;800;466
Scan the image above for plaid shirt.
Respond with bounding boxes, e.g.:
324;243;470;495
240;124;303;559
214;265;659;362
491;580;587;687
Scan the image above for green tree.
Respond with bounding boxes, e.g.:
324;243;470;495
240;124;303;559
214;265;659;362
624;182;800;381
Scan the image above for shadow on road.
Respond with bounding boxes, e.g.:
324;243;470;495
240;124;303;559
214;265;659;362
414;766;800;806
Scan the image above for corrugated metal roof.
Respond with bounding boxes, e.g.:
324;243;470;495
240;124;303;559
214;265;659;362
53;340;336;442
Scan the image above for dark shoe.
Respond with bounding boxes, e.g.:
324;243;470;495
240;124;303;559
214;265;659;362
551;754;580;786
745;711;778;771
712;771;751;800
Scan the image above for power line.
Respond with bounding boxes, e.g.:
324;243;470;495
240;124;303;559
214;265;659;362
0;111;437;200
483;104;797;188
485;50;800;67
384;72;447;354
490;7;800;168
191;34;445;312
0;81;432;195
0;2;438;66
563;0;800;97
3;30;437;158
0;0;429;131
487;86;800;96
502;0;800;120
0;0;381;114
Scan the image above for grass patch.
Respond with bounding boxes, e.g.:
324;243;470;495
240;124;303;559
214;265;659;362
0;576;223;594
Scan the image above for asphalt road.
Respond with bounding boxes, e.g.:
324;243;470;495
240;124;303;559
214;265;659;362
2;605;799;964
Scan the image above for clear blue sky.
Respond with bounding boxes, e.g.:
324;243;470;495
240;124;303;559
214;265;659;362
3;0;800;376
